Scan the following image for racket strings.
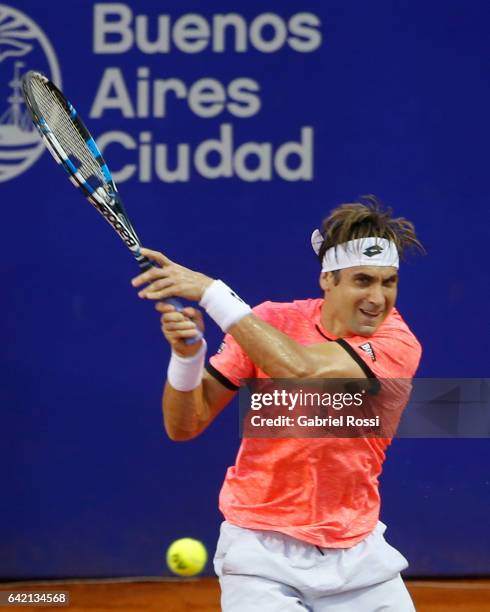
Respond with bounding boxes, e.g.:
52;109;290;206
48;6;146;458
31;78;106;189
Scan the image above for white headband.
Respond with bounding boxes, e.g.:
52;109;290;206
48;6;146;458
311;230;399;272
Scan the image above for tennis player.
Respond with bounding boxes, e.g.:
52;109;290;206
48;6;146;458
132;197;424;611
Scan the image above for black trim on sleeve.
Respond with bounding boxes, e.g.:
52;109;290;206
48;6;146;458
205;363;239;391
335;339;381;394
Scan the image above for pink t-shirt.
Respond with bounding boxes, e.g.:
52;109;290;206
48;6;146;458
208;298;422;548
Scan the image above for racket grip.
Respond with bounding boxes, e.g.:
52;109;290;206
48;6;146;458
136;255;203;346
162;297;203;346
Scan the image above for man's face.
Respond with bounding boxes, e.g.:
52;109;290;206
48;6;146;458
320;266;398;337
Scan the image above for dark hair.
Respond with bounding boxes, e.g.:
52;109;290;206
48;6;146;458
317;195;425;268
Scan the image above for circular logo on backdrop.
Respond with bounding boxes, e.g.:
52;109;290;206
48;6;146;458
0;4;61;182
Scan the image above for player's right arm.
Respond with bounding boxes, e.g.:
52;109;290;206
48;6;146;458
159;304;236;441
163;372;236;441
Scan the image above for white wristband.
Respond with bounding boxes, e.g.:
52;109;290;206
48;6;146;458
199;280;252;332
167;339;207;392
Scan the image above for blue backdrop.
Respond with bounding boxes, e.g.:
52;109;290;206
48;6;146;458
1;0;489;579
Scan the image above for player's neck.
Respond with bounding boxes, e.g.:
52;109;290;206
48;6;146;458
320;300;349;338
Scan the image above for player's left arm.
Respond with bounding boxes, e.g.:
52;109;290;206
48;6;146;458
131;248;366;380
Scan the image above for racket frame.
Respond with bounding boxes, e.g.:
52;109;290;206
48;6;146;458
21;71;201;343
22;71;150;270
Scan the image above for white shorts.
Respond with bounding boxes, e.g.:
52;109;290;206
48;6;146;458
214;521;415;612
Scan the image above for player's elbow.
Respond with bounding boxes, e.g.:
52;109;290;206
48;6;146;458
163;410;208;441
164;422;201;442
166;431;194;442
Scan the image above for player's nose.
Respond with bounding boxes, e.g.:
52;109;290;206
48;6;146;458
366;284;385;308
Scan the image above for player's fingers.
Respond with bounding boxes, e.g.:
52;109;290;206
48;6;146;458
140;280;194;301
162;326;200;340
180;307;204;331
181;307;199;318
138;277;173;297
141;288;178;300
131;265;169;288
140;247;172;267
155;302;176;313
164;320;197;332
162;311;186;323
158;304;205;337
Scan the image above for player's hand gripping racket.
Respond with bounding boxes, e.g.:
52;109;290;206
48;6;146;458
22;70;201;345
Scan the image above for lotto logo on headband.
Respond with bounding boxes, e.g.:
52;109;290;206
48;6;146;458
363;245;384;257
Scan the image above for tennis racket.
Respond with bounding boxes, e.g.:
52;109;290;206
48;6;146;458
21;70;201;344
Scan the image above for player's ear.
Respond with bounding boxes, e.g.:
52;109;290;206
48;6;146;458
319;271;339;292
319;272;329;292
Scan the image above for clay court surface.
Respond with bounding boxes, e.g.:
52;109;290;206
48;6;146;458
1;578;489;611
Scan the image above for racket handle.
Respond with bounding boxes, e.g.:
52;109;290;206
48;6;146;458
136;255;203;346
161;296;203;346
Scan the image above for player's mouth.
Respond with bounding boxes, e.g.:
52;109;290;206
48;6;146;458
359;308;382;320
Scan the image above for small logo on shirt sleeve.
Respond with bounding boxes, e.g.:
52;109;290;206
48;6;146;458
217;341;226;354
359;342;376;361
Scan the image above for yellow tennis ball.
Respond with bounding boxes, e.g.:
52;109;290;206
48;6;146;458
166;538;208;577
